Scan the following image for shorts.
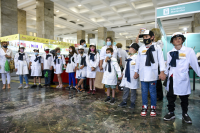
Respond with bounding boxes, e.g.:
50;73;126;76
78;73;86;79
105;84;116;89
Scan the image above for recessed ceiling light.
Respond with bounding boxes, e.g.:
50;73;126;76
78;5;82;7
183;28;187;31
56;10;59;12
77;19;80;21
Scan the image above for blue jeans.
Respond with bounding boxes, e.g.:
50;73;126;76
68;72;76;86
43;70;52;85
19;75;29;84
141;81;157;106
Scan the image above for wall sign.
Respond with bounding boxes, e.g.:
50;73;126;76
157;1;200;18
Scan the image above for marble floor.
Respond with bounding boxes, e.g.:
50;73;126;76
0;79;200;133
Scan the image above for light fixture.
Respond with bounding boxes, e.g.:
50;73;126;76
183;28;187;31
78;5;82;7
77;19;80;21
56;10;59;12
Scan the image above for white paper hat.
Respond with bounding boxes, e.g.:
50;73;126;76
78;45;84;50
90;43;96;46
19;45;25;48
44;46;50;50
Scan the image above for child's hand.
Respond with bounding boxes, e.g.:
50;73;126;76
64;65;66;68
91;67;95;71
118;77;122;80
50;66;53;70
80;65;84;69
76;67;79;70
159;71;166;81
100;66;103;70
105;57;110;62
54;69;56;72
134;72;139;79
15;68;17;72
73;68;76;72
28;66;31;70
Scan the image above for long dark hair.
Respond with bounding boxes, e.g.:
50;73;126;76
88;45;97;55
55;47;61;56
69;46;77;55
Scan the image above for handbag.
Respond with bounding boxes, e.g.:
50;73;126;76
5;60;10;72
9;59;15;70
94;71;104;89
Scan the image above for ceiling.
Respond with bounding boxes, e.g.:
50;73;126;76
18;0;197;42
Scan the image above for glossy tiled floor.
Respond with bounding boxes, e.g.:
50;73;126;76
0;79;200;133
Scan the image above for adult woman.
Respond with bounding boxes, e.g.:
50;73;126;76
151;28;164;101
0;41;13;89
99;37;122;70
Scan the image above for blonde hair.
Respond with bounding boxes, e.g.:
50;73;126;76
151;28;162;42
116;43;122;48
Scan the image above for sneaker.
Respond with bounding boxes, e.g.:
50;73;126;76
118;101;127;108
18;85;23;89
56;85;60;88
38;84;42;88
43;84;48;88
87;90;92;94
66;86;71;90
141;105;148;117
129;103;135;109
163;112;175;121
80;88;85;92
92;90;96;95
24;85;29;89
150;106;156;117
110;98;115;104
75;86;81;93
71;86;76;90
182;114;192;124
105;97;111;102
31;84;37;88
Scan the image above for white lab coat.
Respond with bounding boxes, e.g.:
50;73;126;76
86;52;100;78
43;53;54;70
75;54;80;78
0;48;13;73
165;46;200;95
66;53;77;73
30;55;44;76
120;54;139;89
76;53;87;78
156;40;164;50
102;57;122;85
14;52;29;75
100;45;121;61
117;48;128;68
54;55;65;74
134;43;165;82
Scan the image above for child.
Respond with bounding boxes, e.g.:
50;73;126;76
65;46;77;90
43;46;54;88
86;43;99;94
134;30;166;117
75;45;87;92
118;43;140;109
29;48;44;88
102;48;122;104
54;47;65;88
163;32;200;124
14;45;30;89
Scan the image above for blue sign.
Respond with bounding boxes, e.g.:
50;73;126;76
157;1;200;18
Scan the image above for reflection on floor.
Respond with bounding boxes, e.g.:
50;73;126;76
0;80;200;133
